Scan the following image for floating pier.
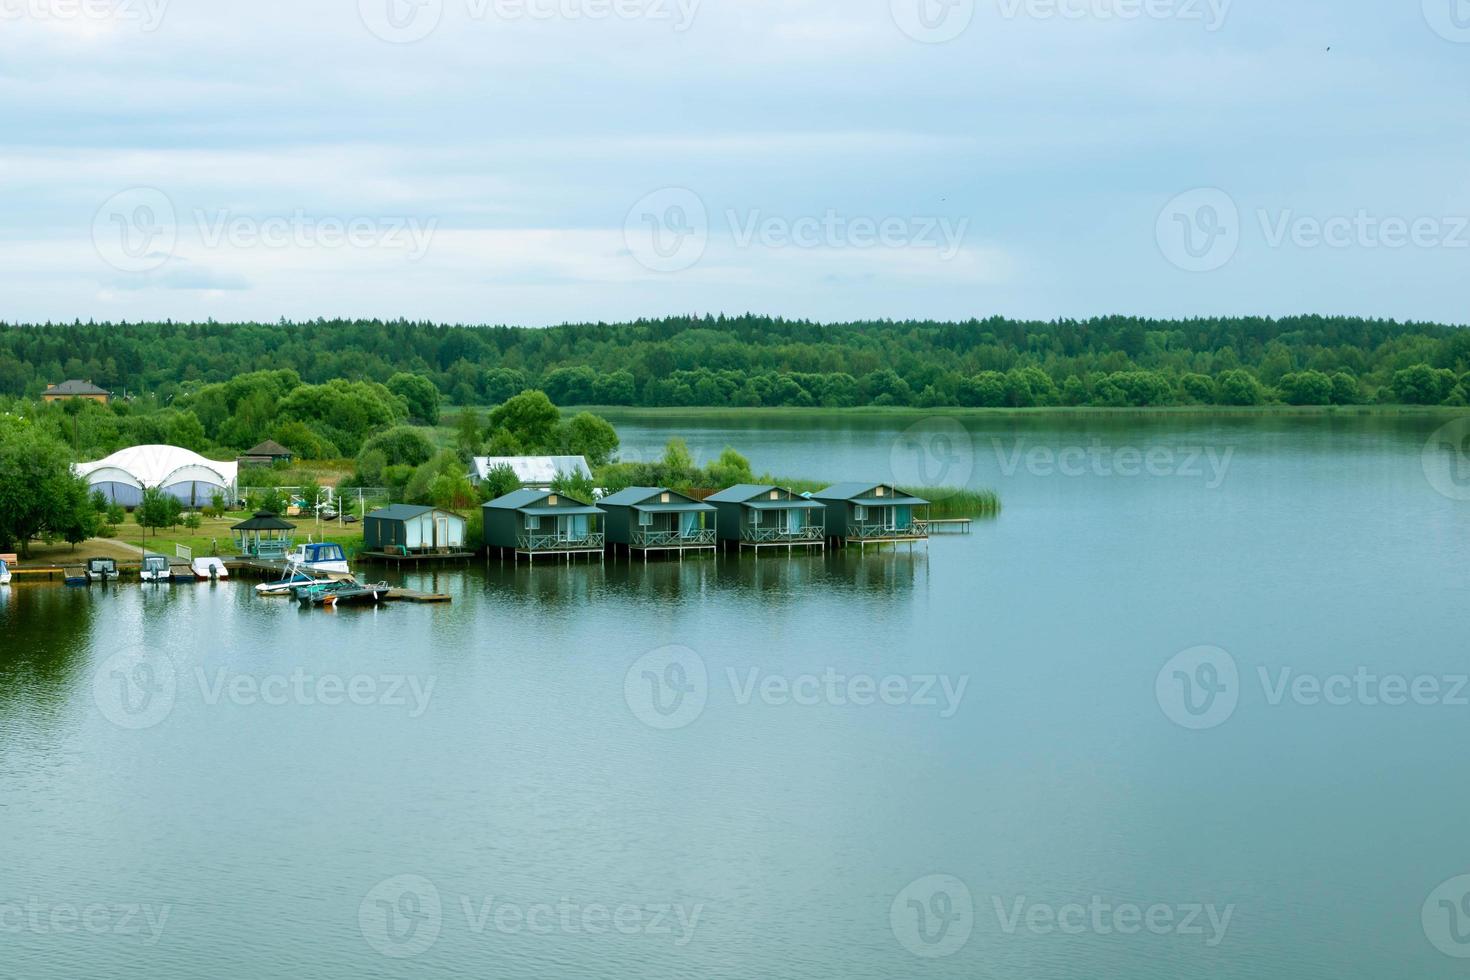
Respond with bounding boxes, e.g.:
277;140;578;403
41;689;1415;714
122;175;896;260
926;518;973;533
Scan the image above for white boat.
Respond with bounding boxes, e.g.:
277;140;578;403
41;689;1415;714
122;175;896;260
0;559;10;586
191;557;229;581
285;542;351;577
85;557;119;583
140;555;172;583
254;560;339;596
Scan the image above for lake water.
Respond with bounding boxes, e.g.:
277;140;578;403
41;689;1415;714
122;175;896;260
3;411;1469;979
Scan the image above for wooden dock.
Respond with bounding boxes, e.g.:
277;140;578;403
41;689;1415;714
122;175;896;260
384;589;452;604
359;550;475;565
926;518;974;534
226;558;453;603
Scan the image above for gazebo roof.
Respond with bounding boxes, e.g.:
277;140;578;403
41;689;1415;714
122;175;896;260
231;510;297;532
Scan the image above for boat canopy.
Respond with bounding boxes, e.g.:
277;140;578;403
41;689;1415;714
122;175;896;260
303;543;346;562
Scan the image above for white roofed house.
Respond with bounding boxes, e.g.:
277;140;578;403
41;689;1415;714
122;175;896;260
468;455;592;490
74;445;239;509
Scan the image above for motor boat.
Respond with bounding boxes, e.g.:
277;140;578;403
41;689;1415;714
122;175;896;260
255;559;339;597
191;557;229;581
295;580;391;608
85;557;119;583
284;542;351;577
140;555;173;583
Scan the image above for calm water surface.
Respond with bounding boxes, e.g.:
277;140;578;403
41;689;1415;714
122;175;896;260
3;412;1468;979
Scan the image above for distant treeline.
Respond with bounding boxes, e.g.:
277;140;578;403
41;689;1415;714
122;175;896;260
4;315;1470;408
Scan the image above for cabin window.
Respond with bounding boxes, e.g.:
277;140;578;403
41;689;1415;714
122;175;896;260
548;494;558;506
525;514;540;530
750;508;763;525
769;490;779;500
660;492;670;503
875;486;886;497
854;505;867;521
638;510;653;526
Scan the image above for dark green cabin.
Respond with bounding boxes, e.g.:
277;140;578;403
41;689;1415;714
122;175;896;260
705;484;827;552
812;483;930;547
598;486;717;556
482;489;604;562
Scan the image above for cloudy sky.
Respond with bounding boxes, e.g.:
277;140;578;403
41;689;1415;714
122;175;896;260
2;0;1467;326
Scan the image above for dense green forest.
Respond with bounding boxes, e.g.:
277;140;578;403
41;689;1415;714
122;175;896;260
3;315;1469;411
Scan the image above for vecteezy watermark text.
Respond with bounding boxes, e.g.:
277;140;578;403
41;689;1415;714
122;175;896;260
0;0;168;30
359;875;702;959
92;188;438;274
888;874;1235;959
194;210;437;260
993;438;1234;488
624;646;968;730
623;188;970;273
727;210;968;260
358;0;699;43
0;900;171;945
991;895;1234;946
1158;187;1470;273
94;649;438;730
996;0;1230;30
1157;646;1470;730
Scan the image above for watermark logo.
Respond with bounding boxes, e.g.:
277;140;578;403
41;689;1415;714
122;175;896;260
193;209;437;260
1160;650;1468;730
92;187;177;274
994;438;1233;488
991;895;1233;945
890;874;974;958
1156;646;1238;730
995;0;1230;30
0;900;171;944
727;209;967;259
360;878;702;952
1424;875;1470;957
1258;210;1470;251
93;647;177;730
360;875;443;958
891;0;974;43
358;0;443;42
727;667;968;717
625;645;708;730
0;0;169;31
624;188;708;273
1423;417;1470;501
461;896;702;943
1157;188;1239;273
1423;0;1470;42
195;668;436;716
891;417;974;499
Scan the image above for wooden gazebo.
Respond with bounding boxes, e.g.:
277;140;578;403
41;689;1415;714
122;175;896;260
231;511;297;559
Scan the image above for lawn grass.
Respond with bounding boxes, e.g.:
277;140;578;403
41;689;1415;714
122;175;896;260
97;513;364;560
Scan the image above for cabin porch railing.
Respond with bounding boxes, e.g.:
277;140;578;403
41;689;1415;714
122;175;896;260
632;527;716;547
742;525;825;543
849;520;930;539
517;532;605;551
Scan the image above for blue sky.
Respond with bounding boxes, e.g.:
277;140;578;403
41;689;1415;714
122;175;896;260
2;0;1468;326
